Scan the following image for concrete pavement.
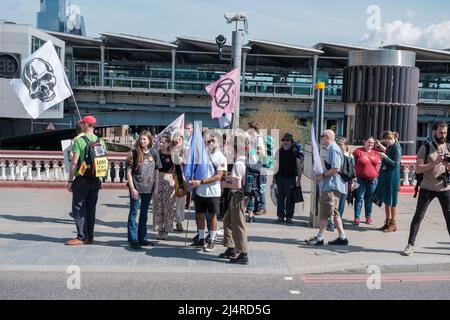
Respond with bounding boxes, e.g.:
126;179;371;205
0;178;449;275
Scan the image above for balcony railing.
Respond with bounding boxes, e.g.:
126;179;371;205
418;88;450;103
0;151;128;184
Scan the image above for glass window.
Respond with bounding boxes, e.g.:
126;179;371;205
31;36;62;60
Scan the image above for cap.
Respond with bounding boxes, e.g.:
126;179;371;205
78;115;97;126
282;133;293;141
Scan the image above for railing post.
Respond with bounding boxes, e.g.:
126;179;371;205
35;163;42;181
106;162;112;182
8;162;16;181
0;162;6;181
114;163;120;183
53;162;59;181
44;162;51;181
17;162;24;181
61;164;68;181
26;161;33;181
402;166;410;186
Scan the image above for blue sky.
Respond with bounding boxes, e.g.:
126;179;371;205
1;0;450;48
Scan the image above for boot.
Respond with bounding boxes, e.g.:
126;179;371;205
379;219;391;231
383;220;397;233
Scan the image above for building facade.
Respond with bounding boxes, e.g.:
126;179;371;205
37;0;66;33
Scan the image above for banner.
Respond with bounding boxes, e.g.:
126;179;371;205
206;68;240;119
152;113;185;147
311;124;324;189
10;40;72;119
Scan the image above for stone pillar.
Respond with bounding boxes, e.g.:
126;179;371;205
26;161;33;181
17;162;24;181
0;162;6;181
8;162;16;181
35;163;42;181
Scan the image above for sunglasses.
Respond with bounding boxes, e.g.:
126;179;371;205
281;139;291;142
320;135;327;138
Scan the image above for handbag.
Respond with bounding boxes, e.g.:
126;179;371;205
291;185;304;203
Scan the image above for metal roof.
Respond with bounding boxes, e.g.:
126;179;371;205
176;36;251;52
314;42;373;57
100;32;177;50
382;44;450;61
45;30;103;47
248;39;323;56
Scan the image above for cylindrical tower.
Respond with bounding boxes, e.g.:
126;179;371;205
342;50;420;155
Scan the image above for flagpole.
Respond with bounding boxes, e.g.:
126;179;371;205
71;94;82;120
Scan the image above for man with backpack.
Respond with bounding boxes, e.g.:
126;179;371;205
404;121;450;256
66;115;107;245
306;130;349;246
273;133;302;224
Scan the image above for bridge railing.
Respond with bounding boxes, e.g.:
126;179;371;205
0;151;128;184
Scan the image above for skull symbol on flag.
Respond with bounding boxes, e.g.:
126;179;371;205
22;58;57;102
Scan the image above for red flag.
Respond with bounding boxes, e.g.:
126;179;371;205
206;68;240;119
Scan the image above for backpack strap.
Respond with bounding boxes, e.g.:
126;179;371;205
414;142;432;198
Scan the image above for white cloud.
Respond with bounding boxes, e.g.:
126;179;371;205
361;20;450;49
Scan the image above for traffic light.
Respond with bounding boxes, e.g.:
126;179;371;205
0;53;21;79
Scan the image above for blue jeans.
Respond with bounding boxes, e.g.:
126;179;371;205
128;192;152;243
255;175;267;210
354;178;378;219
338;192;347;218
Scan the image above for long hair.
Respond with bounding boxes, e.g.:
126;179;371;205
133;130;153;168
159;134;172;153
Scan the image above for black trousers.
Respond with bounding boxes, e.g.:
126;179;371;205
72;176;101;241
408;188;450;246
276;176;296;219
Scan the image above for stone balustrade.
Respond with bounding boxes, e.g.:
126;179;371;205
0;150;128;183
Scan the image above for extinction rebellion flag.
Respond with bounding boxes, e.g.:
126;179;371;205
206;68;240;119
10;40;72;119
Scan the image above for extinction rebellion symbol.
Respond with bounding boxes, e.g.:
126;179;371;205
214;78;235;109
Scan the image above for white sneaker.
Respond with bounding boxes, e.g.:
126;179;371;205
403;244;414;256
217;228;224;237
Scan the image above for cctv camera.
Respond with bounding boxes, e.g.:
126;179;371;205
224;12;248;22
215;34;226;46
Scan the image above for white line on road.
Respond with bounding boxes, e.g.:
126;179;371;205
290;290;300;295
284;277;293;281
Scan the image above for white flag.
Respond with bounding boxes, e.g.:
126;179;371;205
152;113;185;146
311;124;324;189
9;40;72;119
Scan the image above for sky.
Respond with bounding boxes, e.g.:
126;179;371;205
1;0;450;49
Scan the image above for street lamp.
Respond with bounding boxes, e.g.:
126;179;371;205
223;12;248;130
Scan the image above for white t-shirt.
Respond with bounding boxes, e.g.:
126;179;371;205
231;156;246;191
249;134;265;164
195;149;227;198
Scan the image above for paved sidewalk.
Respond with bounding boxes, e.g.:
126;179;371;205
0;179;449;275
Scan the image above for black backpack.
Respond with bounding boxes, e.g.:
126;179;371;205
339;155;356;182
413;141;450;198
77;136;108;178
243;161;261;197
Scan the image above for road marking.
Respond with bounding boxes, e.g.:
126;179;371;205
284;277;293;281
290;290;300;295
300;275;450;284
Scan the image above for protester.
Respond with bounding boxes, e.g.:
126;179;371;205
220;132;250;264
189;132;227;252
153;135;182;240
172;133;187;232
352;137;380;226
66;115;106;245
374;131;402;232
306;130;349;246
273;133;302;224
126;130;161;250
327;137;355;231
404;122;450;256
247;121;267;218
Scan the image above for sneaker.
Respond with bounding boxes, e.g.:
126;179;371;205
286;218;294;225
204;240;215;252
254;209;267;216
403;244;414;256
216;228;224;237
192;233;199;242
366;217;373;225
353;218;360;226
156;231;164;240
191;238;205;247
305;236;324;246
246;215;252;223
328;237;349;245
275;217;284;224
162;232;169;240
326;221;335;232
219;248;237;259
230;253;249;265
174;223;184;232
139;240;154;247
130;242;142;250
